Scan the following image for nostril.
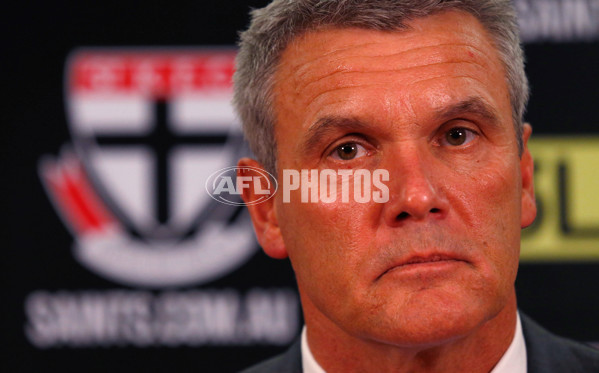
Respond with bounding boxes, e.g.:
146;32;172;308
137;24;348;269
397;212;410;221
395;209;441;221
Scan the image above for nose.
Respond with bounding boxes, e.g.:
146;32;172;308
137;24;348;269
382;147;449;226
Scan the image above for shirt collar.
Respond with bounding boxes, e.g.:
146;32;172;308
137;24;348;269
490;312;527;373
301;313;527;373
301;326;326;373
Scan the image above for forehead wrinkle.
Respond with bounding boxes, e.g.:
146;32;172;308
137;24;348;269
299;75;500;137
402;74;492;92
282;41;390;86
286;30;415;74
292;45;495;95
399;74;501;117
301;61;490;109
302;84;387;120
287;21;494;72
295;41;493;80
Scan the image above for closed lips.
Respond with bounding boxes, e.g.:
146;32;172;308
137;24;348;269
377;253;467;280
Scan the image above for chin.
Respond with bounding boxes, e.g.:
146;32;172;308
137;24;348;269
357;289;507;348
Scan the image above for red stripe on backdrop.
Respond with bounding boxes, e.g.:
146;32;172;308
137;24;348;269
44;157;116;235
69;51;236;98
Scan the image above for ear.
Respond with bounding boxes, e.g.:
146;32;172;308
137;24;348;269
237;158;288;259
520;123;537;228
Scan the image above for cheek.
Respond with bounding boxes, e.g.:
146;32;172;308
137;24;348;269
478;166;522;238
455;161;522;282
280;199;372;255
450;156;521;232
277;197;376;286
276;200;377;316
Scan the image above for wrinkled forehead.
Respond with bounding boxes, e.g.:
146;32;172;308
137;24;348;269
276;10;501;84
271;10;508;128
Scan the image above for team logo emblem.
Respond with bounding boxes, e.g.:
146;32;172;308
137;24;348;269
39;48;257;287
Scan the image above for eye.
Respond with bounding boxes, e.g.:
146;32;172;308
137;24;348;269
330;142;368;160
442;127;477;146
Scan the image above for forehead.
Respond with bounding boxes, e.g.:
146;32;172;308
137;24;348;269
272;10;509;131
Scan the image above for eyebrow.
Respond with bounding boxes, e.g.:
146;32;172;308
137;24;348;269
434;96;501;127
301;116;373;151
301;96;501;151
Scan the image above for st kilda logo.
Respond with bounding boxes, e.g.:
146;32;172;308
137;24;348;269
39;48;257;287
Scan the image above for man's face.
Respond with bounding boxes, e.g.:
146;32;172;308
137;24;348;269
263;11;536;346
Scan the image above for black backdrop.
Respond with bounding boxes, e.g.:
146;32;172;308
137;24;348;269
2;1;599;372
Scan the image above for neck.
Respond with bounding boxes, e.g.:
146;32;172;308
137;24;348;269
302;291;518;373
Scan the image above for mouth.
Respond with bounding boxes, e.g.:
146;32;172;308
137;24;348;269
377;253;467;280
405;254;456;265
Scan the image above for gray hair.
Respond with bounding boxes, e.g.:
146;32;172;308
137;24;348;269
233;0;529;175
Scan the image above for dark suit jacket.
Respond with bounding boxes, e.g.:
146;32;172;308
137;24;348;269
240;314;599;372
